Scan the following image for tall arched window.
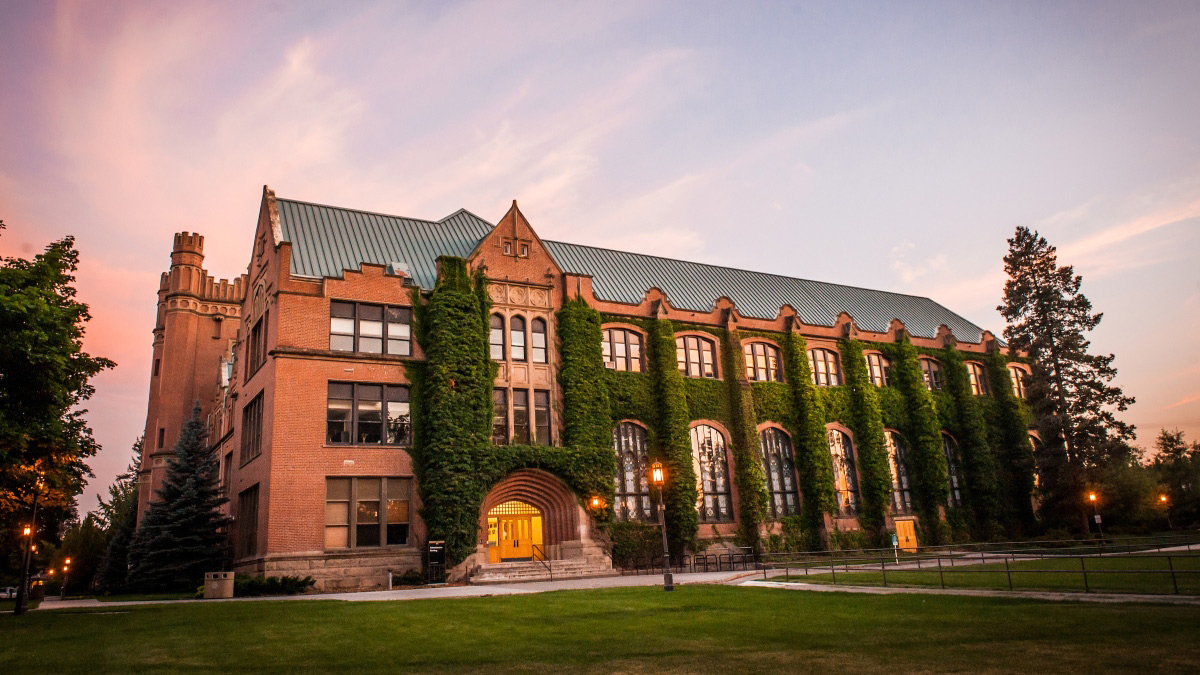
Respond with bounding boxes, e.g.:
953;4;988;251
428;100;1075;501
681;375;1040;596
828;429;859;516
1008;365;1027;399
808;348;842;386
676;335;717;378
885;430;913;514
942;433;963;507
530;318;548;364
602;328;643;372
759;428;799;518
613;423;651;522
744;342;783;382
865;352;891;387
919;358;944;391
489;315;505;360
691;425;732;522
967;362;989;396
510;316;527;362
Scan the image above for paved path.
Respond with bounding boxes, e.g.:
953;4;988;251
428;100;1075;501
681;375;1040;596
740;579;1200;605
34;570;757;611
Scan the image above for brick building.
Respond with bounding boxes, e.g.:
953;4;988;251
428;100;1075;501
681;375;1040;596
138;186;1035;590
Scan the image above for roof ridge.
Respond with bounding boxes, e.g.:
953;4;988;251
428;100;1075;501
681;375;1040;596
542;238;939;305
276;196;441;225
438;207;495;226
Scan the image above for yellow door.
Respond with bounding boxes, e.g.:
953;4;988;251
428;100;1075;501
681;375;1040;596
896;520;918;553
497;515;534;561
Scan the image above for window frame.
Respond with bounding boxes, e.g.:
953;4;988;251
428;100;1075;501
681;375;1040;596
240;391;265;466
492;388;509;445
245;310;268;379
676;334;718;379
808;348;843;387
1008;365;1028;399
884;430;913;515
827;428;860;517
530;318;548;364
744;341;784;382
533;390;551;446
612;422;652;522
329;301;413;357
235;484;260;559
489;314;506;361
602;327;645;373
865;351;891;387
758;427;800;519
942;433;964;508
966;361;990;396
919;357;944;391
510;315;527;362
324;476;412;550
691;424;734;523
325;382;411;447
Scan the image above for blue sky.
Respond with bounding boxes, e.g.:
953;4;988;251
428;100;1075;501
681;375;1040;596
2;1;1198;512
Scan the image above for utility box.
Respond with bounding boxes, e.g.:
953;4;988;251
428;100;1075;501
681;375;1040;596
204;571;235;599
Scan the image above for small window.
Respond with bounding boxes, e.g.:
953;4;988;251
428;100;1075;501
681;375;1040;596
603;328;643;372
1008;365;1027;399
531;318;548;364
744;342;783;382
492;389;509;445
885;431;912;514
676;335;717;378
613;422;652;522
919;358;944;391
865;352;890;387
967;362;990;396
534;390;551;446
489;314;506;360
691;425;732;522
513;390;530;444
503;241;513;256
511;316;527;362
808;348;842;387
828;429;859;516
519;244;529;257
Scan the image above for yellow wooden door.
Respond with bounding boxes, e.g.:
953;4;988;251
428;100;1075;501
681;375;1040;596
498;515;534;560
896;520;918;553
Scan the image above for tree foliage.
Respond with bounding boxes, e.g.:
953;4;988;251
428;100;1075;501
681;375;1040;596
127;406;229;592
885;338;948;543
0;225;114;540
648;317;700;557
1151;429;1200;529
998;227;1135;530
838;338;890;543
96;437;144;593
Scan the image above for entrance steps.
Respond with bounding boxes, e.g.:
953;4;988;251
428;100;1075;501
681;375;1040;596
471;558;615;584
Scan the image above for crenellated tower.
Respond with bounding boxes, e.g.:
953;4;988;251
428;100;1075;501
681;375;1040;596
138;232;247;521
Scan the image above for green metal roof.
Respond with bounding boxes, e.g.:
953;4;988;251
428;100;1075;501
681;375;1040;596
276;197;995;343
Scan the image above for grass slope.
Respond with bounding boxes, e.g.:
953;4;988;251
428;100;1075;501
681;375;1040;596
3;586;1200;673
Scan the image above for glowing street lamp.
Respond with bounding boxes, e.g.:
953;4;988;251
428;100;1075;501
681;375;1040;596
648;461;674;592
23;525;31;537
1160;494;1173;530
1087;492;1103;538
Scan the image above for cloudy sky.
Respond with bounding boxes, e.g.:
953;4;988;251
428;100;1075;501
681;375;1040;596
2;0;1198;513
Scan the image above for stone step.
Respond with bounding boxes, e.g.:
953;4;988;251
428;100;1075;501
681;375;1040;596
471;559;615;584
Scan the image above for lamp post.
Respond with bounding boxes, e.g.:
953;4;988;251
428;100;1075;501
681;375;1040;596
13;479;43;616
1160;494;1172;530
1088;492;1103;538
59;559;71;600
648;462;674;592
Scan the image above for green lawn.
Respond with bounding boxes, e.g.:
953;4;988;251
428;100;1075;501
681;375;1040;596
3;585;1199;673
768;554;1200;594
96;591;197;603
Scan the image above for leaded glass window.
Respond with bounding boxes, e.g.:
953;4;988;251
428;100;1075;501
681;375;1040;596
943;433;963;507
828;429;859;516
613;422;652;522
676;335;717;378
885;430;913;514
691;425;732;522
759;428;799;518
808;348;842;386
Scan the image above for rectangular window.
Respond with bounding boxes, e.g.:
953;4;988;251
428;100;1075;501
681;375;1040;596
236;484;260;558
325;476;412;549
329;301;412;356
326;383;411;446
157;427;165;449
153;358;161;377
245;312;268;378
222;451;233;497
240;392;264;465
534;390;551;446
492;389;509;445
513;390;530;444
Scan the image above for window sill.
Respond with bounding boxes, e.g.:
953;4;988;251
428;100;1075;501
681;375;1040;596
323;444;413;450
323;543;416;553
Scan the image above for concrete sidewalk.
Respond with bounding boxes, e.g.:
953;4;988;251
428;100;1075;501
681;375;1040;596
34;570;756;611
741;578;1200;605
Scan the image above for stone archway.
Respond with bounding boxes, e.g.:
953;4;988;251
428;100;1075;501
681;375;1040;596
479;469;584;559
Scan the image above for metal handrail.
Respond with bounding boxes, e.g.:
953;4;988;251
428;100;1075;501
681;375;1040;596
531;544;552;581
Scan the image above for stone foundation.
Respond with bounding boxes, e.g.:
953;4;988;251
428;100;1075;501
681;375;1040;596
234;547;422;592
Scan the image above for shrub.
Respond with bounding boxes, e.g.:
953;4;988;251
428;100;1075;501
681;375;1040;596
609;522;663;568
233;575;315;597
393;569;424;586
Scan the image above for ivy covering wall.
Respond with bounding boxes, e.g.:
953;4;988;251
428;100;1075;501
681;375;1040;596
939;345;1003;539
985;350;1038;535
838;338;892;543
720;326;770;550
648;317;701;556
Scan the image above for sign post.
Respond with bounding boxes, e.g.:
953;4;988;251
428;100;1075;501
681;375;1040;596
427;540;445;584
891;533;899;564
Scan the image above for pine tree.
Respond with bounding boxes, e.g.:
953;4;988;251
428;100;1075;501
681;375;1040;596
126;406;229;591
998;227;1135;531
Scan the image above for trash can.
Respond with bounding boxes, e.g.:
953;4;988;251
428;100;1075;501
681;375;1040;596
204;571;235;599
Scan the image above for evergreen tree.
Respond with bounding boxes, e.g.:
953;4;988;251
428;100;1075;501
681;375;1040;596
96;438;143;594
998;227;1135;531
1151;429;1200;528
126;406;229;591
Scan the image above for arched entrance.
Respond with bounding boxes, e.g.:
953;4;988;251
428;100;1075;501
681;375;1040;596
486;500;544;563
